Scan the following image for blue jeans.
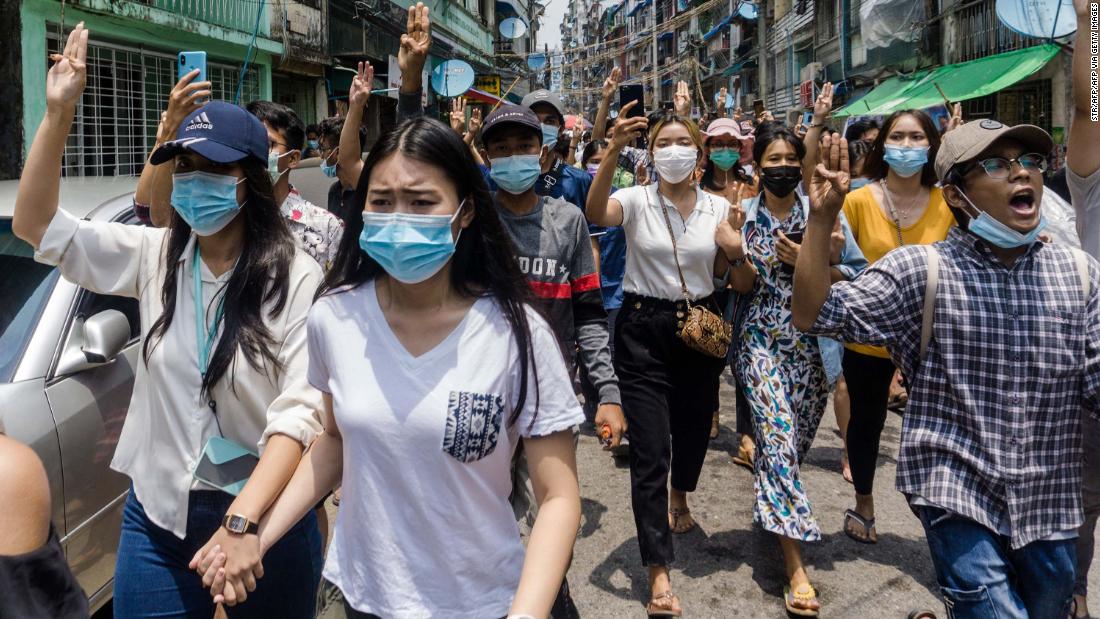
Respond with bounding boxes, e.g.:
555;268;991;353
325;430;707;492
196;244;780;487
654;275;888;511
114;490;322;619
915;505;1075;619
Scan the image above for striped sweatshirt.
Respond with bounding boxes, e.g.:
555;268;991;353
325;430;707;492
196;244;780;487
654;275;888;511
495;194;621;406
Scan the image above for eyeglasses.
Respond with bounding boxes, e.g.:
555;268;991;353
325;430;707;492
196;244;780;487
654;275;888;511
974;153;1047;179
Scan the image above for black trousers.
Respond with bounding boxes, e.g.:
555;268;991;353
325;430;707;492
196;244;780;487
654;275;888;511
841;348;898;496
616;293;726;566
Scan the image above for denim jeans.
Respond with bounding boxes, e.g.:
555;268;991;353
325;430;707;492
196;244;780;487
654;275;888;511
915;505;1075;619
113;490;323;619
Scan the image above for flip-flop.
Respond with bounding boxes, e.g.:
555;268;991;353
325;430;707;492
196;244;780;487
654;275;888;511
843;508;877;544
668;508;695;534
732;444;755;472
646;590;683;617
784;584;820;617
907;611;937;619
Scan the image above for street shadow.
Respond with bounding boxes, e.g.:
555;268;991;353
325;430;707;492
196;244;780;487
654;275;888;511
579;497;608;539
586;520;940;606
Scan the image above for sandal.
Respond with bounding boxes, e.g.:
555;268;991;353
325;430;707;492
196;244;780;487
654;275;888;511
843;509;877;544
646;590;683;617
668;508;696;534
907;611;938;619
784;583;820;617
732;437;755;472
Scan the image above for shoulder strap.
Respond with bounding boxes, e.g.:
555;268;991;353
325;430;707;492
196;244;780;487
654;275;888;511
919;245;940;362
1071;247;1091;303
650;187;693;304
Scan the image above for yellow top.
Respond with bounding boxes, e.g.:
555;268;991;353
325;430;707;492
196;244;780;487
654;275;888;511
841;184;954;359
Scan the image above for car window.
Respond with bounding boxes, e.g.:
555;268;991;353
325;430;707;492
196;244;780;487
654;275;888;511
75;290;140;341
0;224;59;382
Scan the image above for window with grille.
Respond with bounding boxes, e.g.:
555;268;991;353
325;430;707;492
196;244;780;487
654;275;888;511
47;32;260;177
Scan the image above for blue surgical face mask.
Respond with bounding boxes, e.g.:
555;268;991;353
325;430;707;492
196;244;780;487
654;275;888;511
172;171;245;236
541;123;560;149
307;139;319;150
956;188;1046;248
490;153;543;194
268;150;298;184
883;145;929;178
850;177;870;189
321;148;339;178
358;202;465;284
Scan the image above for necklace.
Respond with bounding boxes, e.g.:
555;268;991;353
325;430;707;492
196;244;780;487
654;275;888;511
879;179;913;247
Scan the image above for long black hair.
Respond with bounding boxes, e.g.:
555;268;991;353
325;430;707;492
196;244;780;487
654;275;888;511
752;124;806;192
701;138;752;191
143;157;296;398
861;109;941;187
320;117;539;425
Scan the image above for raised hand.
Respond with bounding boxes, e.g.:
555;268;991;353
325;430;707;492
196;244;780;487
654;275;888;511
812;82;834;125
733;105;743;121
159;69;212;143
674;81;691;117
349;61;374;109
398;3;431;83
1075;0;1088;18
47;22;89;112
634;160;650;186
611;101;648;150
829;218;846;265
449;96;466;135
467;106;483;137
944;102;963;133
602;66;622;102
809;133;850;220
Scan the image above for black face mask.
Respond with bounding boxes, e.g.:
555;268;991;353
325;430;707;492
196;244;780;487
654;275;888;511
760;165;802;198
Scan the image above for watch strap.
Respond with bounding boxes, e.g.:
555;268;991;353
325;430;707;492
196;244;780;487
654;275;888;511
222;513;259;535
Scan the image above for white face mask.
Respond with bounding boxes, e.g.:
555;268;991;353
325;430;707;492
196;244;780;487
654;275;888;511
653;145;699;184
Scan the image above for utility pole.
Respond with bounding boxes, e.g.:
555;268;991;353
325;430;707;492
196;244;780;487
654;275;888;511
651;0;659;109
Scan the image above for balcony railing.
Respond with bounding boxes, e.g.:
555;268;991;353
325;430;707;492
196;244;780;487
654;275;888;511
149;0;270;36
952;0;1034;63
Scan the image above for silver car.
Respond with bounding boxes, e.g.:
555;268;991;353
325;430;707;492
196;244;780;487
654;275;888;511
0;177;142;614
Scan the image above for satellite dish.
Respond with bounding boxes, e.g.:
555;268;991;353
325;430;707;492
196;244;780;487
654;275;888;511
430;60;476;98
996;0;1075;39
527;53;548;70
499;17;528;39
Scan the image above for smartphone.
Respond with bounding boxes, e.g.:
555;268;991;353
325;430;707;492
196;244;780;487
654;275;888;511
619;84;645;119
178;51;207;84
753;98;765;117
801;111;813;126
777;229;804;275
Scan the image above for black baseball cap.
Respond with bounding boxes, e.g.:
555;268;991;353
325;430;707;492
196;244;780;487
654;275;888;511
150;101;269;165
480;105;543;146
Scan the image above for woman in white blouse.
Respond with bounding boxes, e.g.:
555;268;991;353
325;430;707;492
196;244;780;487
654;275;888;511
586;103;750;616
14;25;324;617
193;117;584;618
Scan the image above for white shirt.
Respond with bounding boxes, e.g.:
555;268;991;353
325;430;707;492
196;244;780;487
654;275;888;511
34;209;324;538
611;183;731;300
307;282;583;618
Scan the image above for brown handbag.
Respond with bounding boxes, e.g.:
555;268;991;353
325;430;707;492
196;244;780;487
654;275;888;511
651;188;733;358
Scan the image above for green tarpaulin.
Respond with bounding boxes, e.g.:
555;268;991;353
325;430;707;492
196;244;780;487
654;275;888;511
833;44;1060;118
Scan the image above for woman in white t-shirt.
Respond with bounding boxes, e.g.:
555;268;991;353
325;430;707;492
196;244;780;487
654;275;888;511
586;103;749;616
196;117;585;618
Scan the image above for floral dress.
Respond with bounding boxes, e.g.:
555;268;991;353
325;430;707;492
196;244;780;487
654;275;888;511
736;202;830;541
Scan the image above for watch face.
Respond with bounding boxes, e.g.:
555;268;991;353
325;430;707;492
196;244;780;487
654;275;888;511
227;515;247;533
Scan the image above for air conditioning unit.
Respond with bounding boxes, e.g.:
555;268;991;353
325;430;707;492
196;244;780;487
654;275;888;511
800;62;822;82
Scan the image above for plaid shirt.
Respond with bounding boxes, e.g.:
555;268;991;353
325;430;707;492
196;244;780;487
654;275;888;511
809;227;1100;549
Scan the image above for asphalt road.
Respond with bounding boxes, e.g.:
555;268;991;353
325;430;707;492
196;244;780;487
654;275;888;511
565;377;1100;618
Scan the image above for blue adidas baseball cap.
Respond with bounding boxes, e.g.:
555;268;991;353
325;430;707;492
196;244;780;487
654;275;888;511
150;101;269;165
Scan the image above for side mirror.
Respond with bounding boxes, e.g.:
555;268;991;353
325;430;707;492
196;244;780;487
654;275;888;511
56;310;131;375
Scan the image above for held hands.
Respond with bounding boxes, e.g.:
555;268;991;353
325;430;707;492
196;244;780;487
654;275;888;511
349;61;374;109
602;66;622;102
398;3;431;89
812;82;834;126
190;529;265;606
159;69;212;144
611;101;648;150
808;133;850;220
594;404;628;450
673;81;691;117
46;22;89;113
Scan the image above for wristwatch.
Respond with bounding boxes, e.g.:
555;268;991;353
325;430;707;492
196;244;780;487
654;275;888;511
222;513;259;535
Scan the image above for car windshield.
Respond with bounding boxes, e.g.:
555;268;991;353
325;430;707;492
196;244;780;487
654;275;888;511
0;222;59;382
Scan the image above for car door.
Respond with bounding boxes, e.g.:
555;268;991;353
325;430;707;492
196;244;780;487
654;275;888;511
45;285;141;603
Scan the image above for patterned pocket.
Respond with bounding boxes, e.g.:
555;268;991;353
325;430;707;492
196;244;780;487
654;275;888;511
442;391;504;463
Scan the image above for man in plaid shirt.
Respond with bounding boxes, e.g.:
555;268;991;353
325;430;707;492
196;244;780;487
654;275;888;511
792;120;1100;619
